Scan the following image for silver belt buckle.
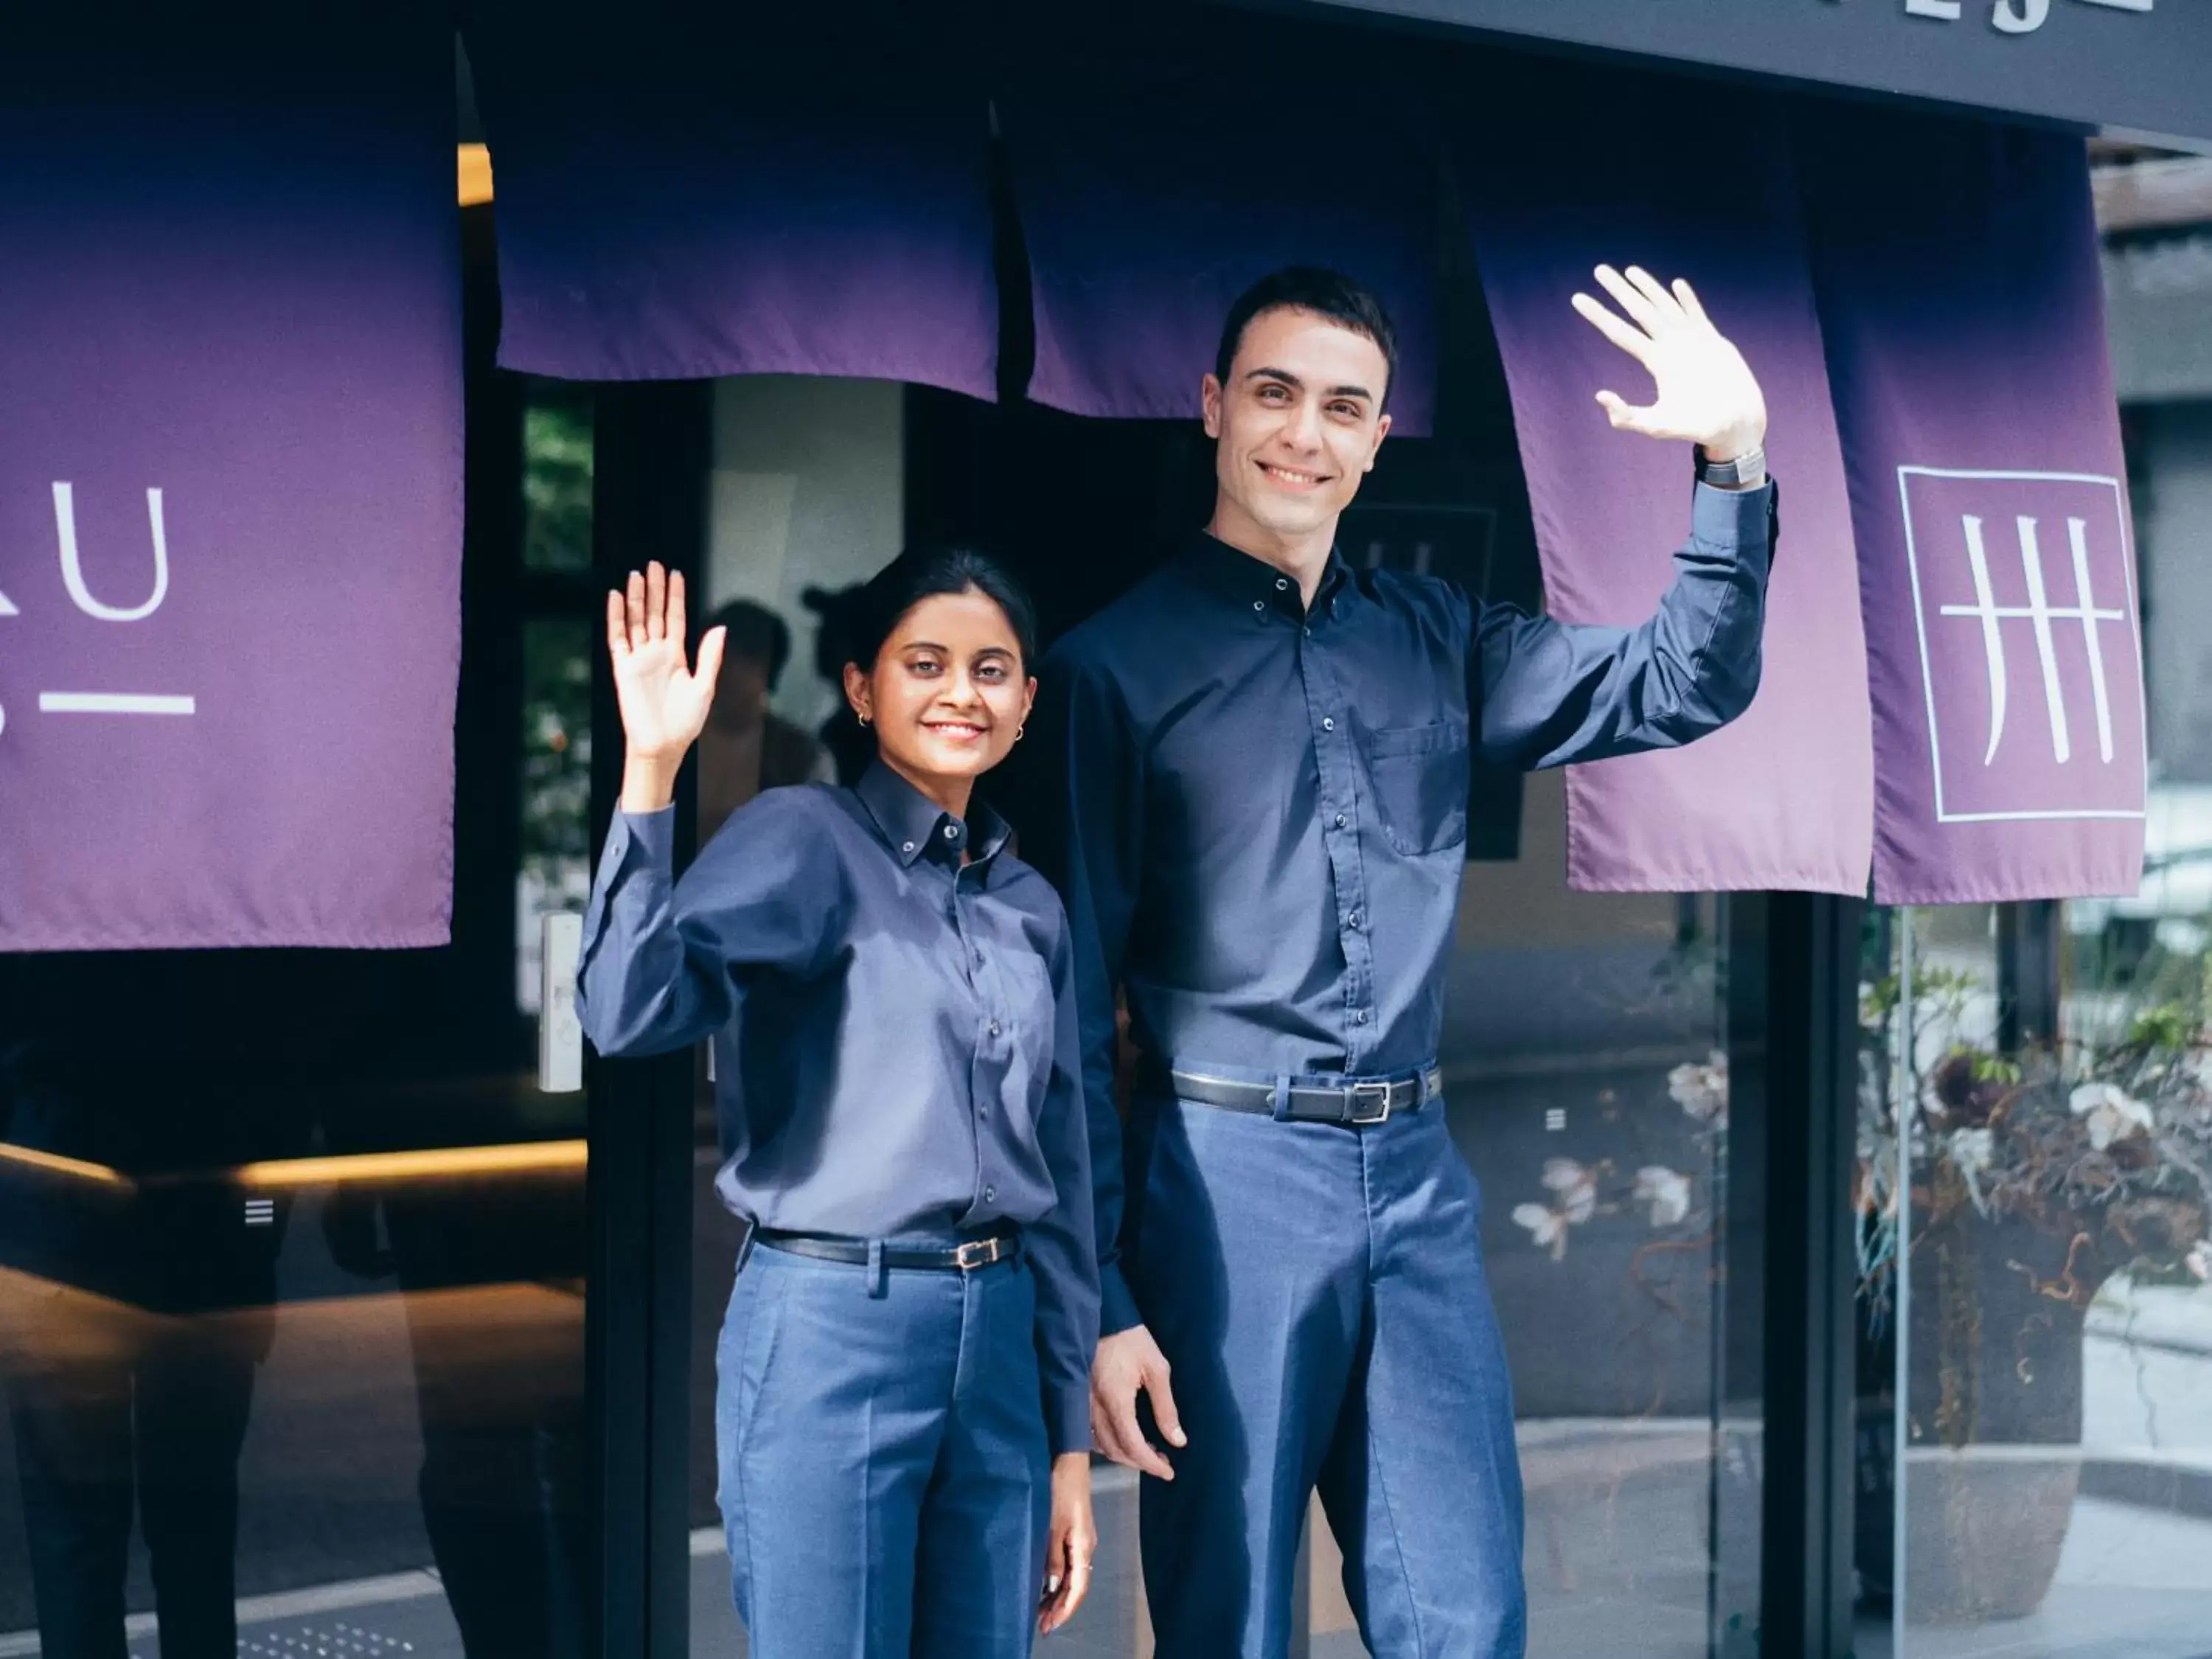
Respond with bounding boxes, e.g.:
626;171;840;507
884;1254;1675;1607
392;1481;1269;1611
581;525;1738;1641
1348;1082;1393;1126
953;1237;1001;1270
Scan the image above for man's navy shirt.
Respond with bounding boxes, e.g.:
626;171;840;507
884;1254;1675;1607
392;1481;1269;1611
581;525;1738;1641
1026;481;1776;1333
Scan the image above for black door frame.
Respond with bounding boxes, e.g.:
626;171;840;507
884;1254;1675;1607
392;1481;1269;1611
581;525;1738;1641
1733;893;1864;1658
584;382;717;1659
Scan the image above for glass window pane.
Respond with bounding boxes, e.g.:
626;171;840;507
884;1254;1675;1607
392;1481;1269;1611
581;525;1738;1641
1857;891;2212;1656
0;960;592;1656
523;383;594;574
1426;785;1748;1659
519;618;594;1015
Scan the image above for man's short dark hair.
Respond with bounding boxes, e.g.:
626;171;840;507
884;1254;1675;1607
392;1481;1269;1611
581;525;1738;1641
706;598;792;689
1214;267;1399;409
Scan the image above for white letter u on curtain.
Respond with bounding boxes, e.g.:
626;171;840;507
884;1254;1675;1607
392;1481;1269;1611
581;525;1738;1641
55;482;170;621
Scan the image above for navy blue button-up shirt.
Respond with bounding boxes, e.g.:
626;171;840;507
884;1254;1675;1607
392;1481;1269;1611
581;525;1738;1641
1027;481;1776;1334
574;762;1099;1453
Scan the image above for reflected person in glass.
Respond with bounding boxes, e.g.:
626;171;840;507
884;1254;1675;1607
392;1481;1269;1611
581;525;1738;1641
0;1006;284;1659
576;551;1100;1656
695;598;836;846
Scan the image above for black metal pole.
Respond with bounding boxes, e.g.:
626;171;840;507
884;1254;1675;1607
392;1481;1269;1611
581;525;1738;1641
588;380;714;1659
1735;891;1862;1658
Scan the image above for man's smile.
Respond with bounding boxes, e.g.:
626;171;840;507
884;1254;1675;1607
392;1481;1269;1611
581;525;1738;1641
1256;460;1329;491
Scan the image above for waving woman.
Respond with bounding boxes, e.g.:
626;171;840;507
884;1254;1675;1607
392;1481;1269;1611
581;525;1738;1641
576;550;1099;1656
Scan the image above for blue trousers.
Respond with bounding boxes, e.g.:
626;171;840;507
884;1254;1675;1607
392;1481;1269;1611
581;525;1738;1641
1127;1094;1527;1659
714;1242;1050;1658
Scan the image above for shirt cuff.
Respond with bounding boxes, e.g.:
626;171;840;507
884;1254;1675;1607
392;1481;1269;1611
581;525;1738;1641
1690;476;1775;561
577;805;678;976
1099;1262;1144;1338
617;803;678;864
1045;1382;1093;1458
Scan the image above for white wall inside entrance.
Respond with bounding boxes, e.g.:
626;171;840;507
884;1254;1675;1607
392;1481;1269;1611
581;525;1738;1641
705;376;904;735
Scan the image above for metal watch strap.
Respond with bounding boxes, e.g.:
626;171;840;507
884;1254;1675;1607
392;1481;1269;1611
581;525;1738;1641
1697;443;1767;490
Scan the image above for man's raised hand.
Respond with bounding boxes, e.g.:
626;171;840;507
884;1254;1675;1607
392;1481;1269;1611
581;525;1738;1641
1571;265;1767;462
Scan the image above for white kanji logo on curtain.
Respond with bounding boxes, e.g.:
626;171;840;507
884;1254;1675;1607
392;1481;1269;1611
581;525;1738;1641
1899;467;2147;824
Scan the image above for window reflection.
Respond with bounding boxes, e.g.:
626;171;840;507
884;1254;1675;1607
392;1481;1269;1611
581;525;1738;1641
1441;846;1745;1659
519;618;594;1017
0;373;598;1656
1857;895;2212;1655
0;1016;285;1658
516;383;598;1018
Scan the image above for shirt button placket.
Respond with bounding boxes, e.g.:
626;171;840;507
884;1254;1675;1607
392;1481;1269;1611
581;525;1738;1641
1307;639;1374;1062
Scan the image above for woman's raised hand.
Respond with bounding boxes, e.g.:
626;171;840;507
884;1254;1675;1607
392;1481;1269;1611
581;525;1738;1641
608;562;725;761
609;562;725;812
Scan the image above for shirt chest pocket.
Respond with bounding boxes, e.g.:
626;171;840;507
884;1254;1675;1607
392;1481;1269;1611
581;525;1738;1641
1358;719;1470;856
998;950;1058;1047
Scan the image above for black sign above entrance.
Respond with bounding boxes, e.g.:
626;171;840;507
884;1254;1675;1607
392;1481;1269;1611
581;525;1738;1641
1289;0;2212;147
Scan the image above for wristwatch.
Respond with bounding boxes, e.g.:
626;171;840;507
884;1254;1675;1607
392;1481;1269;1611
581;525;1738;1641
1696;443;1767;491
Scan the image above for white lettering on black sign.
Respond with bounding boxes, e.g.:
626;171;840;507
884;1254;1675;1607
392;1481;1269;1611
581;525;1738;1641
1898;0;2149;30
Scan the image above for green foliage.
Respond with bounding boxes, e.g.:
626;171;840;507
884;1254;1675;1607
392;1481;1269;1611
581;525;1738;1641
2126;1002;2198;1054
1964;1048;2021;1085
521;394;594;574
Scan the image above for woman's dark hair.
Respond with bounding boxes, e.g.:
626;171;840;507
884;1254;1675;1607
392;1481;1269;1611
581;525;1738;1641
846;546;1039;673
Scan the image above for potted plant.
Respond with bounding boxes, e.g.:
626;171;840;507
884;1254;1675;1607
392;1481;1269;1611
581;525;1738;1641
1854;962;2212;1624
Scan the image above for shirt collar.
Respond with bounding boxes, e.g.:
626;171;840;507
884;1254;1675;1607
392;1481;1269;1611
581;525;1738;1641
1180;529;1351;621
854;759;1013;870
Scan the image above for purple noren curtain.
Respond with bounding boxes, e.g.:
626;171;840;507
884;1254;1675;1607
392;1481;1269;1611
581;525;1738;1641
0;8;462;950
1450;55;1875;895
1000;27;1437;435
1798;106;2145;905
467;2;1000;397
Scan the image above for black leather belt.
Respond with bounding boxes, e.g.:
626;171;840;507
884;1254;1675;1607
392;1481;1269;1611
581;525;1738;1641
751;1228;1019;1272
1166;1065;1443;1126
